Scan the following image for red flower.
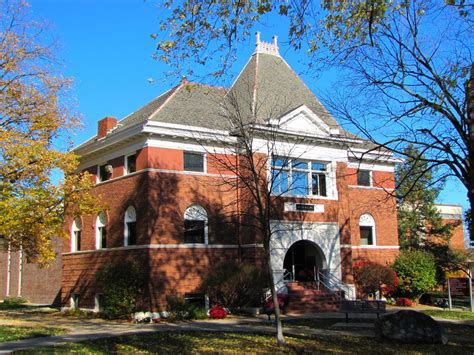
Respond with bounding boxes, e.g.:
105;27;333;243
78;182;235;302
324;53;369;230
209;305;227;319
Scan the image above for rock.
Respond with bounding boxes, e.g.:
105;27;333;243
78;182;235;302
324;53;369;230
375;310;448;344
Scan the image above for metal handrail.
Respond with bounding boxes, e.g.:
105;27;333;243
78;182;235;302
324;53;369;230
318;271;355;300
263;269;292;302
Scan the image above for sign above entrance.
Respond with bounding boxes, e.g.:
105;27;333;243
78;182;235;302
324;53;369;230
284;202;324;213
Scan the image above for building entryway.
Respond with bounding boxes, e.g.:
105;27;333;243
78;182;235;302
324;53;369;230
283;240;325;282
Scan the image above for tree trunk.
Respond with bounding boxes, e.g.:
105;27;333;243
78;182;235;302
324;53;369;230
265;248;285;345
467;64;474;246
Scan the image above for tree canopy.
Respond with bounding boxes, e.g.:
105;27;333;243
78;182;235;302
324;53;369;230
0;1;98;264
154;1;474;243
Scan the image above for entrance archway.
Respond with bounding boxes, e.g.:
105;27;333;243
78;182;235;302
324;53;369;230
283;240;326;282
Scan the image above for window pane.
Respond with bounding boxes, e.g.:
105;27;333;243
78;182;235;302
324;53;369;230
99;227;107;248
127;222;137;245
311;162;327;171
184;152;204;172
75;231;81;251
272;169;288;194
99;164;111;181
292;159;308;170
293;171;308;195
319;174;327;197
272;157;288;167
357;170;371;186
360;226;373;245
127;154;136;174
184;220;205;243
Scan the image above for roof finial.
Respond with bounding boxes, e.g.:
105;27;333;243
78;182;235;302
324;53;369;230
181;75;188;84
254;33;280;57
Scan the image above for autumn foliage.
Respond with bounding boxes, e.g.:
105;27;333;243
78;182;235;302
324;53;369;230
353;261;398;299
0;1;99;264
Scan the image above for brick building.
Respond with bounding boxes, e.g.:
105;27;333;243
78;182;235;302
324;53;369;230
62;35;401;311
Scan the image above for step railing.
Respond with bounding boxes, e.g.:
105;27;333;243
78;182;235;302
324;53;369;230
317;270;355;300
263;269;292;302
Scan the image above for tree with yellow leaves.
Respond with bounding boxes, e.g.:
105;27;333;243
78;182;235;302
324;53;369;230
0;1;99;264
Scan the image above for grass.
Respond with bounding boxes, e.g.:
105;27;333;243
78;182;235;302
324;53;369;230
423;310;474;321
0;325;64;343
26;330;474;354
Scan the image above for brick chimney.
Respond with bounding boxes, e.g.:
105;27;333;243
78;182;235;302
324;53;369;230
97;116;117;139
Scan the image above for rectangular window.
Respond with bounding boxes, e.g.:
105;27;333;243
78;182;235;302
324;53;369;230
357;170;371;186
98;227;107;249
360;226;374;245
127;221;137;245
95;294;105;312
126;154;136;174
71;293;80;309
184;293;206;309
184;220;205;243
271;157;328;197
99;164;112;182
74;231;81;251
184;152;204;172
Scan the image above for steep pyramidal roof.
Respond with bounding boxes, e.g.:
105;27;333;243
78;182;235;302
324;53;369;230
227;34;341;129
76;34;354;152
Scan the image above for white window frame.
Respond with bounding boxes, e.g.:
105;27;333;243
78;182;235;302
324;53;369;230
96;212;108;249
71;218;81;252
359;213;376;246
271;157;331;198
124;153;137;175
184;204;208;245
124;206;137;246
183;151;207;173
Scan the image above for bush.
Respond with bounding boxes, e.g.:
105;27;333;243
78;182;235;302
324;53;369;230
3;296;28;306
201;261;269;311
353;261;398;298
396;297;412;307
209;305;227;319
166;295;202;321
96;260;145;319
392;250;437;300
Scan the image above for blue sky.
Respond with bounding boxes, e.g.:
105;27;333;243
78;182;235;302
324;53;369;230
29;0;468;213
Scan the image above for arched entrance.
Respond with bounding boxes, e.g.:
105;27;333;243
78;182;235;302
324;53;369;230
283;240;326;282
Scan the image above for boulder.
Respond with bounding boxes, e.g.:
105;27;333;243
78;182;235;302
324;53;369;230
375;310;447;344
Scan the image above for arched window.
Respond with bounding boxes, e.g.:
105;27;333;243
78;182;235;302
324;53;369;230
71;218;81;252
184;205;208;244
124;206;137;246
359;213;376;246
96;212;108;249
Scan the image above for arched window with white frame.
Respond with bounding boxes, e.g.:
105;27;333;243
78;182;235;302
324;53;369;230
359;213;376;246
124;206;137;246
71;218;81;252
96;212;108;249
184;205;208;244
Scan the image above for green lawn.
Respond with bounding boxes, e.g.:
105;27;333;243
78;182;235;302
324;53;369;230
27;331;474;354
0;325;64;343
423;310;474;321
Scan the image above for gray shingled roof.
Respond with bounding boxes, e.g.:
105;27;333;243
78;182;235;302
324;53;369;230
227;52;341;128
76;49;367;153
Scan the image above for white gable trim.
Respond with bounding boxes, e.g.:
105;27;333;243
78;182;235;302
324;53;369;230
269;105;337;135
